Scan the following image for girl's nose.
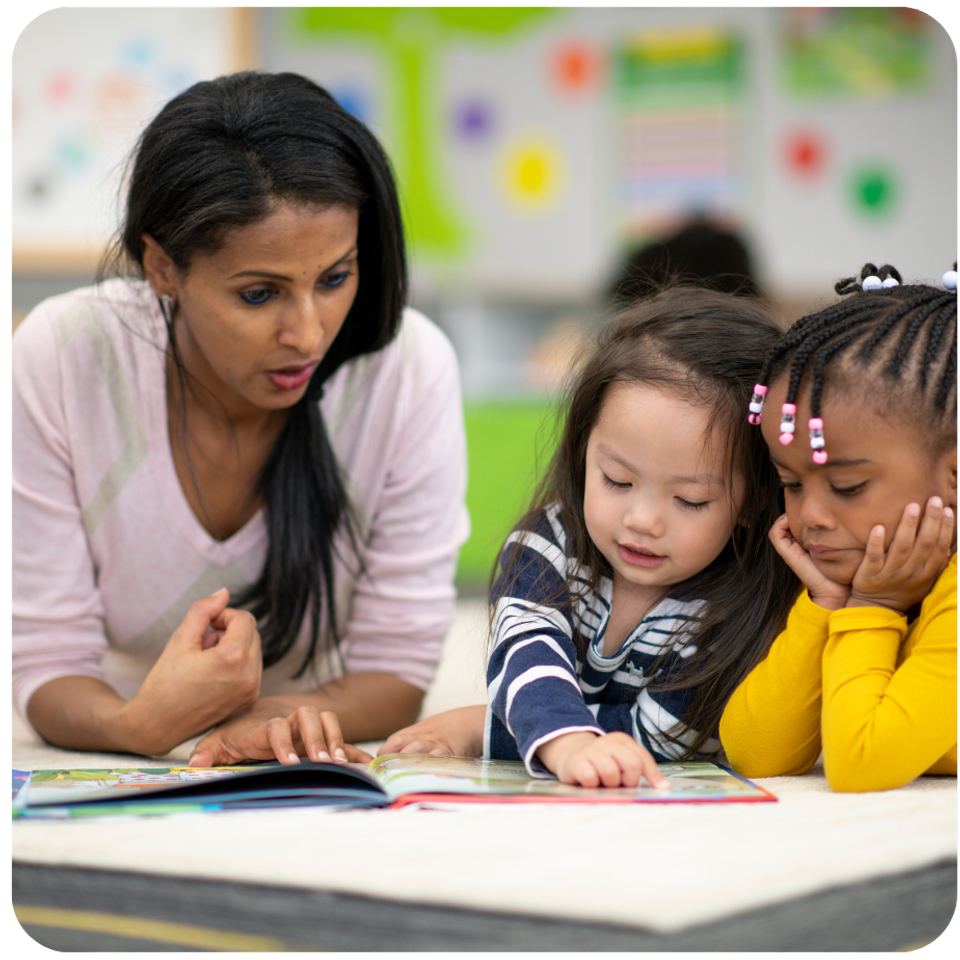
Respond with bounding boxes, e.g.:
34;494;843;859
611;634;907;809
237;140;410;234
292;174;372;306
623;497;665;539
796;492;834;531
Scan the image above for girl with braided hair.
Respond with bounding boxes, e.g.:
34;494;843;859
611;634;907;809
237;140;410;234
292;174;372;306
721;263;957;792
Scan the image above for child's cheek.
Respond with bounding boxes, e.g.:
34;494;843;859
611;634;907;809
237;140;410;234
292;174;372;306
810;550;859;586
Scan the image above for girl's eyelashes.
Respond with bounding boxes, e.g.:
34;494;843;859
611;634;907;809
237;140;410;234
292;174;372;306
602;473;630;490
238;269;353;305
831;482;866;497
777;477;866;497
600;472;711;508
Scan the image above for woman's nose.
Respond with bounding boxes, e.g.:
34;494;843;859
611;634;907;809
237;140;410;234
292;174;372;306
278;296;324;354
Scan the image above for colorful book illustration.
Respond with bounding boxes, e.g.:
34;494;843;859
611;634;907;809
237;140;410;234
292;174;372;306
12;756;775;818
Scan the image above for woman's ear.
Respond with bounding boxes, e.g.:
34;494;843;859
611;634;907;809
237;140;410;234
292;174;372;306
140;233;178;299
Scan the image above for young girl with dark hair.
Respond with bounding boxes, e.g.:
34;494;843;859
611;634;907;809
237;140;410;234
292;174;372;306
13;71;468;763
381;288;798;786
721;264;957;793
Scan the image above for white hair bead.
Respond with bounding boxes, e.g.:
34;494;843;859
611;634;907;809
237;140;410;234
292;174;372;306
944;270;958;291
861;275;882;291
881;277;900;288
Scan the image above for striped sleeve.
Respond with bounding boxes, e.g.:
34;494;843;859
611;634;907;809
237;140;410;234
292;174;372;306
486;517;604;775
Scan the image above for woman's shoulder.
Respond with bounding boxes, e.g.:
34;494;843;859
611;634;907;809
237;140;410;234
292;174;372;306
13;279;160;362
322;307;460;430
380;307;459;389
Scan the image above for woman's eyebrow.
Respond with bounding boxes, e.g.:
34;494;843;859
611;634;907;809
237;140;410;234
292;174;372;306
228;246;359;282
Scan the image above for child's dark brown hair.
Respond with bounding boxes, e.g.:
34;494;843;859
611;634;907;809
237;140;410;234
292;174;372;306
491;286;800;758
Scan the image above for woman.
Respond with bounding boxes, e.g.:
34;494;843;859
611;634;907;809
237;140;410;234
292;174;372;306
13;71;468;763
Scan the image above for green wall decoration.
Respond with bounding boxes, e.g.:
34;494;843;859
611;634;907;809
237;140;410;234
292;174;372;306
292;7;556;261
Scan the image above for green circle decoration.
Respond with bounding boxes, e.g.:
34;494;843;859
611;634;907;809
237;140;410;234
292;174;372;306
851;167;897;216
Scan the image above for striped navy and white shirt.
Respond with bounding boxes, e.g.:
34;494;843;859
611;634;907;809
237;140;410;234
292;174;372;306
484;503;721;776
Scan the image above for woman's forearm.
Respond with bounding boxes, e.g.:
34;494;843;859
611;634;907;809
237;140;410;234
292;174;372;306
250;672;425;743
26;676;163;755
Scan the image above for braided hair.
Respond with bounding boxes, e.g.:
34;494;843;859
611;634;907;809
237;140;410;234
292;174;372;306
750;263;957;463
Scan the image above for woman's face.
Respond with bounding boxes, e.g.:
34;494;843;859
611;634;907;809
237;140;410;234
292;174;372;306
150;201;360;420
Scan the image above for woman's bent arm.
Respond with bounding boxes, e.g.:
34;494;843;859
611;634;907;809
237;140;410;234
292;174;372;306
28;677;148;755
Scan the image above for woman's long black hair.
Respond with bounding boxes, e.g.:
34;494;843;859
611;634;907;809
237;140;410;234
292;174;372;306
100;71;407;676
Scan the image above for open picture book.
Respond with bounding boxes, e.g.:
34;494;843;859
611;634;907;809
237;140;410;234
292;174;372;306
12;755;775;818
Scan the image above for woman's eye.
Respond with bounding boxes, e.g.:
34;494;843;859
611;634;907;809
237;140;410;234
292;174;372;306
322;271;351;288
239;288;275;305
778;480;801;493
678;498;709;511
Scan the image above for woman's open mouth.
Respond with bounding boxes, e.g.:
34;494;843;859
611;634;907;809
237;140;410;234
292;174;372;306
266;362;318;391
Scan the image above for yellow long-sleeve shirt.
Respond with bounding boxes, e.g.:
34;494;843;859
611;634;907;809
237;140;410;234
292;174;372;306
720;554;956;793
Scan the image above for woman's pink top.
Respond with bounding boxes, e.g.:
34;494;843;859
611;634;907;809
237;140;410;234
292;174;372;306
13;279;469;729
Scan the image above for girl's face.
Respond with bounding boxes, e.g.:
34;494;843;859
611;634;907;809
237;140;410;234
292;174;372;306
583;381;744;601
760;377;958;585
144;201;360;420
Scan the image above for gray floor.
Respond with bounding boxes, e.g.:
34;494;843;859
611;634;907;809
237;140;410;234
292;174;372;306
14;858;957;951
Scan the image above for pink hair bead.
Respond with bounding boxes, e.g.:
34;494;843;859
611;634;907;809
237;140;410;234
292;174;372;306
808;417;827;463
779;403;796;445
747;383;767;425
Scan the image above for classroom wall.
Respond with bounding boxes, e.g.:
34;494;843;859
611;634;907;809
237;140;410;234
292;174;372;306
11;6;958;584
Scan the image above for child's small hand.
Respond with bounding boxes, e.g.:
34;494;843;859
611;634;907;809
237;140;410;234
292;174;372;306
848;497;955;614
377;704;486;758
536;731;669;789
768;514;849;610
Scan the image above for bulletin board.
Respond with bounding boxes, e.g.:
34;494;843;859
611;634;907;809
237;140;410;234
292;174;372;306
258;6;956;299
12;7;252;271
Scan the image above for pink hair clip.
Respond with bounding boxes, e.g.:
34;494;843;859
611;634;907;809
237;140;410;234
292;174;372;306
747;384;767;425
779;403;796;445
808;418;827;464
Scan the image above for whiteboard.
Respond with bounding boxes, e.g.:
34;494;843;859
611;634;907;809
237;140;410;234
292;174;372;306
12;7;246;268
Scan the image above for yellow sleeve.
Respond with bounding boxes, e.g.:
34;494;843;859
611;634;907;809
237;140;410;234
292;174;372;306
720;590;830;778
821;558;957;793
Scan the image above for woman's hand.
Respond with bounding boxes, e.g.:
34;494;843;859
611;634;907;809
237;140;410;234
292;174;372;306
847;497;955;614
377;704;487;758
769;514;850;610
189;705;373;767
119;588;262;755
536;731;669;789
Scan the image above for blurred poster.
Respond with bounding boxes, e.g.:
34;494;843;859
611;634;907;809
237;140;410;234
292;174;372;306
612;26;744;239
780;7;933;97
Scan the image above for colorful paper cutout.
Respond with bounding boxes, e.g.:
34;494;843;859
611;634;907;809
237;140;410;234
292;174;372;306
454;99;494;140
851;166;897;215
551;42;603;94
501;139;561;209
784;130;826;177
